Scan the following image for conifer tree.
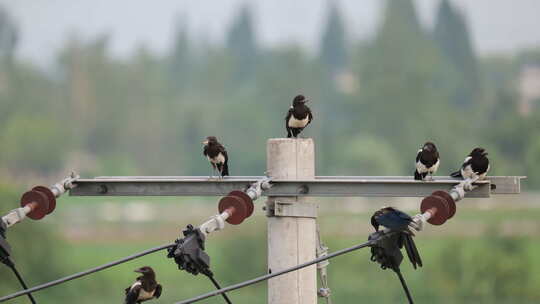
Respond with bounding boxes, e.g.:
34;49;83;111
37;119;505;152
226;5;258;81
320;1;348;73
433;0;479;106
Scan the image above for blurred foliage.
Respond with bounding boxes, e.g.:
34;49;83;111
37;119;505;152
0;0;537;186
434;0;479;107
430;232;539;303
319;1;348;73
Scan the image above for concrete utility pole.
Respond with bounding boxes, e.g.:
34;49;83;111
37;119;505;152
266;138;317;304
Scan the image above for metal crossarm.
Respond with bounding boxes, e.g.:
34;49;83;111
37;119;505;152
70;176;523;198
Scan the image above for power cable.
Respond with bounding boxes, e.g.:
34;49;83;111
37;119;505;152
173;240;374;304
0;243;174;303
5;261;37;304
205;273;233;304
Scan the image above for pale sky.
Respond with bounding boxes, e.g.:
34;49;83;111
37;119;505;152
2;0;540;67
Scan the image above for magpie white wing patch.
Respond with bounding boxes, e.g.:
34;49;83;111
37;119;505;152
288;116;309;128
415;161;428;174
130;281;141;290
130;282;155;301
207;153;225;164
416;158;439;174
138;288;155;300
429;159;440;174
461;164;474;179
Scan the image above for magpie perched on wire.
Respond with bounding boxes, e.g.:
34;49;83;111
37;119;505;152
124;266;162;304
203;136;229;178
285;95;313;138
414;141;440;181
371;207;422;269
450;147;490;180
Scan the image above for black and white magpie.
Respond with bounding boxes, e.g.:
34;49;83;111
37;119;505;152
203;136;229;178
414;141;440;181
371;207;423;269
450;147;490;180
124;266;162;304
285;95;313;138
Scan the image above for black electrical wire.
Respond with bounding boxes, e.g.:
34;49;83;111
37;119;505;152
174;240;375;304
395;269;414;304
0;242;174;303
7;264;37;304
205;274;233;304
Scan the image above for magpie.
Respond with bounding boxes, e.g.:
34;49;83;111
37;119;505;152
371;207;423;269
414;141;440;181
203;136;229;178
450;147;490;180
124;266;162;304
285;94;313;138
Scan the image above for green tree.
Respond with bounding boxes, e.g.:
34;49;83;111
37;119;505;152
0;5;18;63
319;1;348;74
358;0;457;159
0;116;68;173
433;0;479;107
226;4;258;81
168;18;191;91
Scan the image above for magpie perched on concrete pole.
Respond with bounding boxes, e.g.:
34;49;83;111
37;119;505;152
202;136;229;178
414;142;440;181
285;95;313;138
450;147;490;181
124;266;162;304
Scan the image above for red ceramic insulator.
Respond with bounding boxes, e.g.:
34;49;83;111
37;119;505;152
32;186;57;214
218;195;248;225
228;191;254;218
432;190;456;219
420;194;450;225
20;190;50;220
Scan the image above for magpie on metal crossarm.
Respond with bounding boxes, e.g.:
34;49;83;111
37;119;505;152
202;136;229;178
414;141;440;181
124;266;162;304
450;147;490;180
370;207;423;269
285;94;313;138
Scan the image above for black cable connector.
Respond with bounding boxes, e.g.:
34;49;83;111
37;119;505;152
368;230;415;304
167;224;233;304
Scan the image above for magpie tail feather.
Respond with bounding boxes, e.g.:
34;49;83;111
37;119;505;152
403;234;423;269
414;170;422;180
